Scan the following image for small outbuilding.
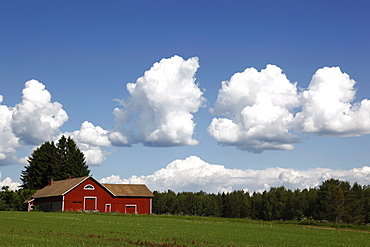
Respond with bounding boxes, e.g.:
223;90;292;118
26;176;154;214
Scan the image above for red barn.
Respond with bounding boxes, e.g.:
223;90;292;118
26;176;154;214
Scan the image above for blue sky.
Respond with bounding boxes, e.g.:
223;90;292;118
1;1;370;193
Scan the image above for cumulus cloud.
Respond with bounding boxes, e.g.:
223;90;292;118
3;62;370;168
0;96;20;165
0;80;108;166
1;56;206;167
11;80;68;145
208;65;301;152
111;55;205;147
100;156;370;194
80;145;107;165
0;80;69;165
71;121;111;147
294;67;370;136
0;177;21;191
209;65;370;152
63;121;111;165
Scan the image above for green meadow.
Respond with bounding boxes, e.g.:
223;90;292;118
1;211;369;246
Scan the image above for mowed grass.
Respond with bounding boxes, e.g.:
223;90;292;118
1;211;369;246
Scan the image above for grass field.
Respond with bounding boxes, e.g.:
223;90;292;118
1;211;369;246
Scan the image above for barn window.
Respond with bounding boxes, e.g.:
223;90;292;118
105;204;112;213
125;205;137;214
84;184;95;190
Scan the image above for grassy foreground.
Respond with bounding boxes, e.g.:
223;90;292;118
1;211;369;246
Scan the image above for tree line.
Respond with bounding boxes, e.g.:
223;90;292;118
152;178;370;224
2;136;370;225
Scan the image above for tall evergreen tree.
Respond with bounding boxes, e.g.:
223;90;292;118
56;136;89;179
21;141;58;190
345;182;365;224
21;136;90;190
318;179;348;223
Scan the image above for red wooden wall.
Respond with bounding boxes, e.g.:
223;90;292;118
62;178;152;214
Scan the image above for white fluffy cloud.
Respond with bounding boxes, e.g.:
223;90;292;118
209;65;370;152
0;80;109;166
0;80;69;165
111;55;205;147
63;121;111;165
100;156;370;194
11;80;68;145
0;177;21;191
208;65;301;152
2;62;370;168
0;96;20;165
71;121;111;147
0;55;206;167
295;67;370;136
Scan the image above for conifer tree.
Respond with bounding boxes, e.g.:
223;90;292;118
56;136;89;179
21;136;90;190
21;141;58;190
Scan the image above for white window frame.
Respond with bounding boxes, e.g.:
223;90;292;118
125;204;137;214
84;184;95;190
83;196;97;210
105;204;112;212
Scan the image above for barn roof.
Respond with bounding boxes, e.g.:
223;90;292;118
32;176;90;198
30;176;154;199
102;184;154;197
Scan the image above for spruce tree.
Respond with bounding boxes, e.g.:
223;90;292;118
21;141;58;190
21;136;90;190
57;136;89;179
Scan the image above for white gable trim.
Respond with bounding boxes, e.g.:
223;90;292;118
62;176;92;196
